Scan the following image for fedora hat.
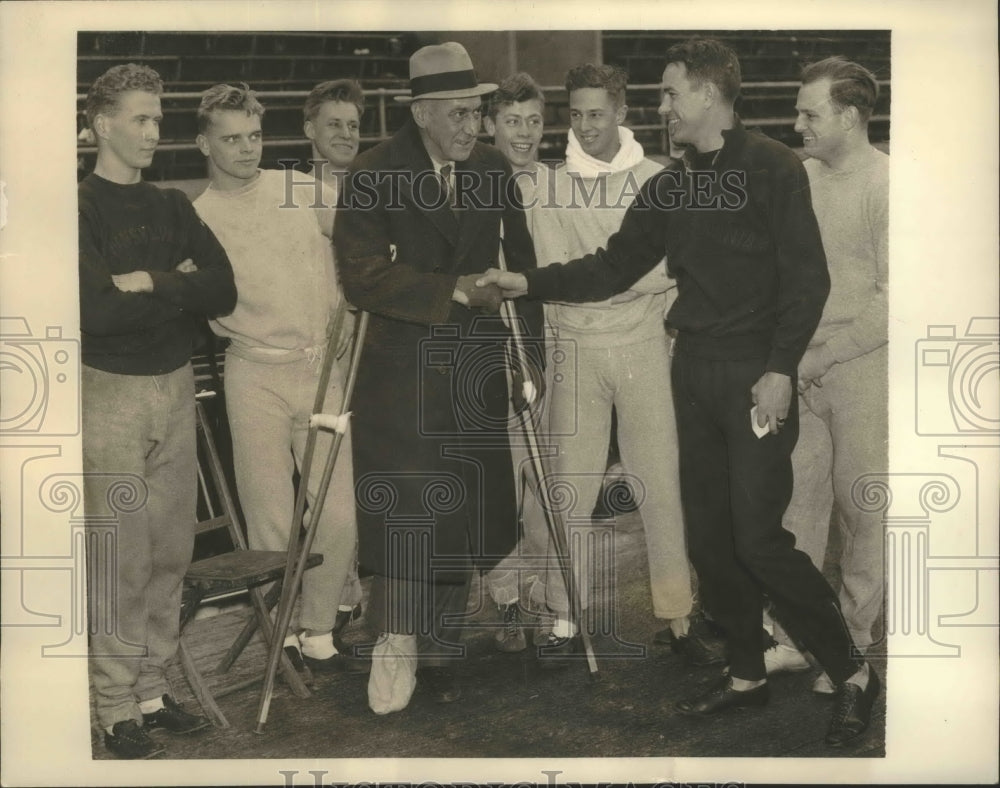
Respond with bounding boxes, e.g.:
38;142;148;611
394;42;498;104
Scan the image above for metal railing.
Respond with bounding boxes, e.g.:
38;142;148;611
76;80;890;157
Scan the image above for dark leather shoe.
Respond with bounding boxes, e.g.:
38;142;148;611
284;644;307;672
105;720;165;759
671;631;727;667
825;667;881;746
416;666;461;703
536;632;580;670
676;676;770;716
141;695;210;734
332;603;363;635
654;619;728;667
653;627;674;646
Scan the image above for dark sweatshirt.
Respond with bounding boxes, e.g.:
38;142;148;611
527;121;830;376
78;173;237;375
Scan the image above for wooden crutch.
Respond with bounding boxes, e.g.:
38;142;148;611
497;225;598;676
254;306;370;733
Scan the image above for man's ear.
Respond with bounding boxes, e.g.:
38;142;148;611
483;116;496;137
411;101;427;129
195;133;210;158
615;103;628;126
92;113;111;141
839;105;860;131
702;81;717;108
303;119;316;142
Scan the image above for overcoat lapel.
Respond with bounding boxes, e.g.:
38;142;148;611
388;119;460;251
453;146;499;266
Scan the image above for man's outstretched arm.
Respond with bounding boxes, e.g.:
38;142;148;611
478;169;674;302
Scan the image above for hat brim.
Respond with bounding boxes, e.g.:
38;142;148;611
394;83;498;104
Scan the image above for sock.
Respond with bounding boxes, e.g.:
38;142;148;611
668;616;690;639
845;662;870;691
299;631;338;659
730;676;766;691
283;634;301;652
137;696;164;715
551;617;577;639
338;604;356;613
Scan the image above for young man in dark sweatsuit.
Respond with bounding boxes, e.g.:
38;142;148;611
79;63;236;758
478;38;880;747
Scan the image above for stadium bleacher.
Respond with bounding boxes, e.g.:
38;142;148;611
77;30;891;183
600;30;890;150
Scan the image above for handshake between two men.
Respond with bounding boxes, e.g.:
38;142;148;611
451;269;540;412
451;270;529;312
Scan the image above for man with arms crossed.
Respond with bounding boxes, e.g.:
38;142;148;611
79;63;236;758
763;57;889;695
479;39;880;746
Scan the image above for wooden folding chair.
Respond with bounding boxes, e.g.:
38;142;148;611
178;391;322;728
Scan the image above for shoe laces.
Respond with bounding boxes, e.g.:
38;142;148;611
502;604;522;639
112;720;149;744
830;682;857;727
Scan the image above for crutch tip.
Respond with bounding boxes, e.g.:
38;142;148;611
253;723;267;735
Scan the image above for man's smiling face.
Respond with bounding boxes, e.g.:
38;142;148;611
485;98;544;170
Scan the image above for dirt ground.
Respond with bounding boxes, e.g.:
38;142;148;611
89;506;886;763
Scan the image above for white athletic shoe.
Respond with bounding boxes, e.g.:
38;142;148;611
812;670;836;695
764;643;811;675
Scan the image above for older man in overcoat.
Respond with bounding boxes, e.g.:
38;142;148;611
333;42;543;708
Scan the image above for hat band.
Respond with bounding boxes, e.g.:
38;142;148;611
410;69;481;98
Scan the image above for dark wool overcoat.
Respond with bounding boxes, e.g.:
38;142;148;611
333;117;544;583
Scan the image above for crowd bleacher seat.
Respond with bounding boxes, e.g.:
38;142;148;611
77;30;890;181
601;30;890;150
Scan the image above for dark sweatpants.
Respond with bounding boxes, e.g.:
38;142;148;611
670;346;862;684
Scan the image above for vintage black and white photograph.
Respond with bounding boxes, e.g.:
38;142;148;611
0;2;997;786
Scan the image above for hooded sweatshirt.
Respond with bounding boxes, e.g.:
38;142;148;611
531;127;674;348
